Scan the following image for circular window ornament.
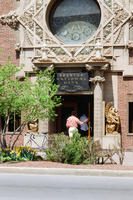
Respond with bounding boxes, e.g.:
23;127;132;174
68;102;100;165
49;0;101;44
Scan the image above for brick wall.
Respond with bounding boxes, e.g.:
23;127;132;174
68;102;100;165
0;0;23;146
118;74;133;150
0;0;19;66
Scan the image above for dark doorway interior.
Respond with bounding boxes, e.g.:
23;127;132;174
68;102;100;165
56;95;93;136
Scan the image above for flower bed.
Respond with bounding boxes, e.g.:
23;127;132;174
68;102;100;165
0;146;39;162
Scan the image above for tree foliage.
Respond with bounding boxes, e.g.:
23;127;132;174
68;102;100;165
0;59;61;148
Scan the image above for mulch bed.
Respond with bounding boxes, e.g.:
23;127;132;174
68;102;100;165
0;160;133;170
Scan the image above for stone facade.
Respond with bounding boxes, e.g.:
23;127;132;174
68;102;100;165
0;0;133;150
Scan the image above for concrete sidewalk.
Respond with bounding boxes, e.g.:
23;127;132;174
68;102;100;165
0;166;133;177
122;152;133;166
0;151;132;177
0;158;133;177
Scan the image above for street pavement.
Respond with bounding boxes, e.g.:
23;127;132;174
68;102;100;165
1;173;133;200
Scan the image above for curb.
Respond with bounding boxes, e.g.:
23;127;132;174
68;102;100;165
0;167;133;177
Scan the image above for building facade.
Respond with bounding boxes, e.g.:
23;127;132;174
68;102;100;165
0;0;133;150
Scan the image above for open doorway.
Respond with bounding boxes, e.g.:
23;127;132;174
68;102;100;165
56;95;93;136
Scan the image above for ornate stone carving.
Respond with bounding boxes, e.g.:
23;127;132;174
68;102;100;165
90;76;105;84
20;11;34;25
103;47;112;56
45;33;58;45
36;24;43;40
15;43;21;52
113;3;129;29
41;44;51;61
89;57;107;63
128;41;133;49
0;11;19;29
114;26;124;44
51;47;66;56
80;47;94;55
105;102;120;135
101;63;110;71
104;0;112;9
103;22;112;39
85;64;94;71
46;64;54;71
95;39;102;59
103;5;112;24
75;55;88;62
28;120;38;133
36;0;44;10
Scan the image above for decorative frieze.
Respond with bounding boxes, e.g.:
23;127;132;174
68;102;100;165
113;2;129;29
51;47;67;56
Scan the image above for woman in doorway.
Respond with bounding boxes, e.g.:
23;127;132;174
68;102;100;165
66;111;88;138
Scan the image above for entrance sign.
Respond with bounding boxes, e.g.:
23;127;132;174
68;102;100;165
56;72;90;92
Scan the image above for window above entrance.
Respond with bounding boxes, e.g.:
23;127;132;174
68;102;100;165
49;0;101;44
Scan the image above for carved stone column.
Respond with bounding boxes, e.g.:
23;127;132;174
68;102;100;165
90;71;105;142
86;59;110;143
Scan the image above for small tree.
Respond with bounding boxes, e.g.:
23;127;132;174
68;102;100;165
0;59;61;149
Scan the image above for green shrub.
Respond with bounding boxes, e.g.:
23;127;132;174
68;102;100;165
46;131;99;165
46;132;69;162
62;131;98;164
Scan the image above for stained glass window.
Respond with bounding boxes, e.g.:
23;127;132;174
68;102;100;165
49;0;101;44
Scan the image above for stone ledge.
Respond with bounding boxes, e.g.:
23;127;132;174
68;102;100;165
102;134;121;149
24;133;48;149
